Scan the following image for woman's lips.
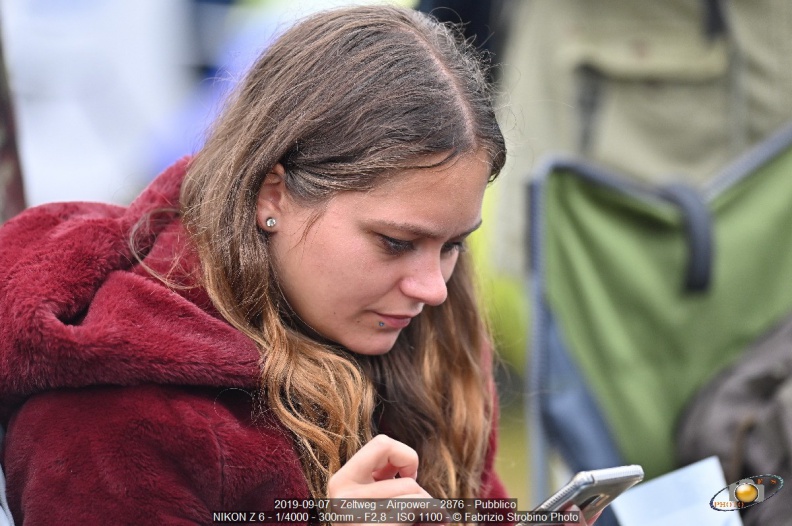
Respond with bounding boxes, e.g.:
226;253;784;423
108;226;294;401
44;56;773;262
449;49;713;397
376;313;413;329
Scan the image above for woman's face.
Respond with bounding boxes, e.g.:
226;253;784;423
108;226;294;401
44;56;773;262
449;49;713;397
257;151;490;355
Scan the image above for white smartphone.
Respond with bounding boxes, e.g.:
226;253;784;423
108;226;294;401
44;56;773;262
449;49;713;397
529;465;644;523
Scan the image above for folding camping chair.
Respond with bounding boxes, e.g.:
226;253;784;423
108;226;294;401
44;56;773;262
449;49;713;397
526;122;792;523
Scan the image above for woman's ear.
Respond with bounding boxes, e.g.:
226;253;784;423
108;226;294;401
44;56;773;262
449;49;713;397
256;163;287;231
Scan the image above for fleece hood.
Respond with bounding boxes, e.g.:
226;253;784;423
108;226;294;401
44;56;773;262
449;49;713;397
0;158;260;422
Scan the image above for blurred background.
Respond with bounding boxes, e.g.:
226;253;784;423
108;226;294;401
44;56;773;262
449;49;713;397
0;0;414;208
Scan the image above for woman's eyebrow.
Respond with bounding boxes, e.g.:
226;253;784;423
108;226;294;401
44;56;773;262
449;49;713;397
372;219;482;239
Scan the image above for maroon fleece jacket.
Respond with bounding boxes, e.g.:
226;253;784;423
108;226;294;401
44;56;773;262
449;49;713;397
0;158;508;525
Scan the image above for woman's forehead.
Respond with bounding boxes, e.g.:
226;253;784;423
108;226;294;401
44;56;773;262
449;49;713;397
323;152;489;231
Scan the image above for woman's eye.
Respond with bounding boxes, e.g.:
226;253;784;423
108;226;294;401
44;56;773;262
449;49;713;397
441;241;466;254
379;235;414;255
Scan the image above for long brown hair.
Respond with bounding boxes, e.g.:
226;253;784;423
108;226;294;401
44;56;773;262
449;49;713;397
180;5;505;501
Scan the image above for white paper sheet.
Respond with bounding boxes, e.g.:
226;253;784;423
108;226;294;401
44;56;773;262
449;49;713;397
611;456;743;526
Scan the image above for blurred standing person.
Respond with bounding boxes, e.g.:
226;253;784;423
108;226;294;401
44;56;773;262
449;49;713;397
492;0;792;281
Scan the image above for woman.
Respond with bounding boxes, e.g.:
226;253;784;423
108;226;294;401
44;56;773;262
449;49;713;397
0;5;595;525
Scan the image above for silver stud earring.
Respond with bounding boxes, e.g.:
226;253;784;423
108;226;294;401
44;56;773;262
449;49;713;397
265;217;277;228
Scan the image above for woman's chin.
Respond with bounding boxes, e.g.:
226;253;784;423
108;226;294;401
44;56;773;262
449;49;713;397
343;333;400;356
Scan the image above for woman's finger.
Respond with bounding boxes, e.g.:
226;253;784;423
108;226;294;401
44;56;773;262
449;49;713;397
332;435;420;485
584;509;602;525
332;476;431;500
561;504;601;525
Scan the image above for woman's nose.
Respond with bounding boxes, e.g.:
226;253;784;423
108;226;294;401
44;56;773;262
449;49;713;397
399;256;449;306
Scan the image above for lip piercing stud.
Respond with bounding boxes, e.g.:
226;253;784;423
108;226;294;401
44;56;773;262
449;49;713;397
378;322;385;327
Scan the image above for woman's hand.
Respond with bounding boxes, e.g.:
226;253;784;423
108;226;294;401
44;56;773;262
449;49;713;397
327;434;436;525
562;505;601;525
328;434;431;499
327;435;601;525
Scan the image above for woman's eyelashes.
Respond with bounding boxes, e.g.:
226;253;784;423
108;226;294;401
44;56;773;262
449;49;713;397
379;234;414;254
378;234;465;256
442;240;466;254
